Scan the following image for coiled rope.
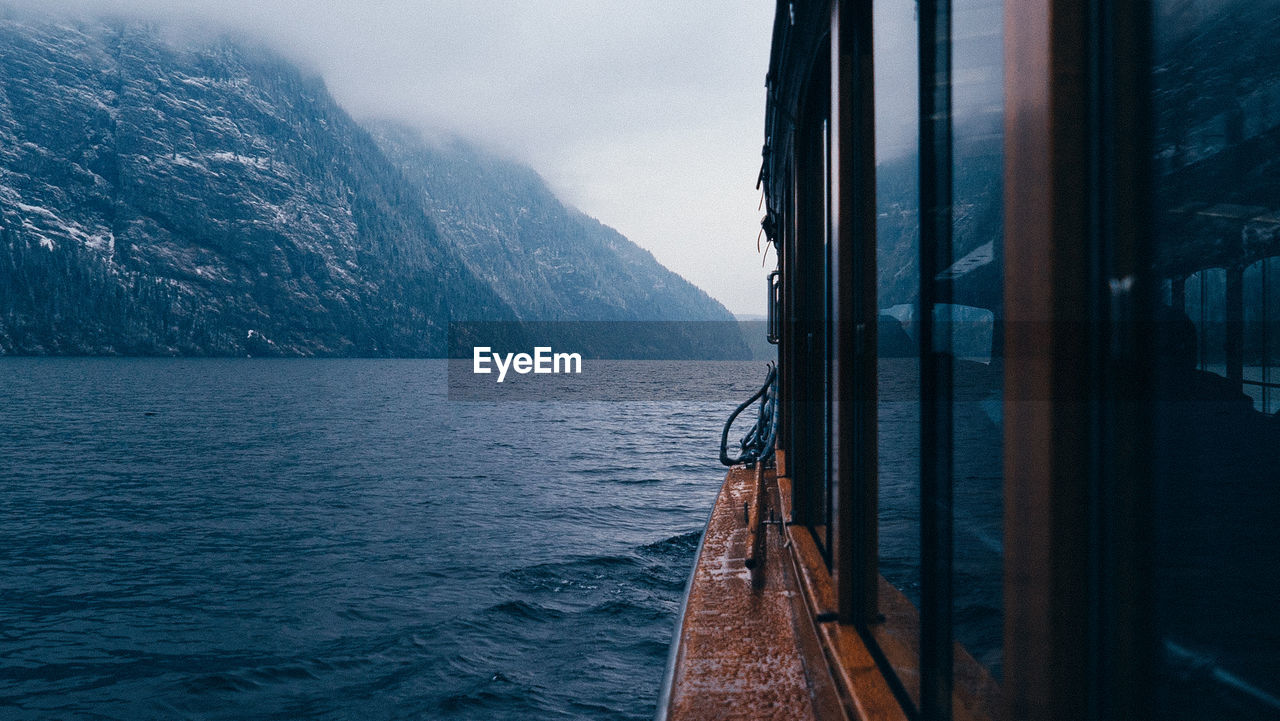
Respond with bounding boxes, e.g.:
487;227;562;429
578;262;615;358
720;364;779;467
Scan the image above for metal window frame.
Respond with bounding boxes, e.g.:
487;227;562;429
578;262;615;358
830;0;879;629
917;0;957;717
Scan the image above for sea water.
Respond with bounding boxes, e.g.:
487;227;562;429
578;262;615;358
0;358;765;720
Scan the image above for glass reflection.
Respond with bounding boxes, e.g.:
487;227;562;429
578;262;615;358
874;0;921;708
948;0;1004;683
1151;1;1280;717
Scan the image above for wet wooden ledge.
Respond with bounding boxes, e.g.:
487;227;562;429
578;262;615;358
659;465;846;721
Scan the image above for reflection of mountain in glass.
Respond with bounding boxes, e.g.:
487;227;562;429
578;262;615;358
1155;2;1280;260
1152;1;1280;375
875;125;1003;314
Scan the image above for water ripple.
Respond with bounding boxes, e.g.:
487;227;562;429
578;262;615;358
0;358;747;721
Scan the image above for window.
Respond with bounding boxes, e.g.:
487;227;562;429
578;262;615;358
1243;258;1280;414
1149;1;1280;718
948;0;1005;684
873;0;923;708
864;0;1006;715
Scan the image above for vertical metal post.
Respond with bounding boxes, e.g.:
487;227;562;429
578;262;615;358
1085;0;1155;718
831;0;879;627
919;0;954;718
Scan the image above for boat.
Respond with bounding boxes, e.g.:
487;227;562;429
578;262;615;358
658;1;1280;720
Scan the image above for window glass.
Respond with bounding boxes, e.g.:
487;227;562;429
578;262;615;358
1150;1;1280;717
874;0;921;707
1183;267;1227;376
948;0;1004;683
1243;258;1279;413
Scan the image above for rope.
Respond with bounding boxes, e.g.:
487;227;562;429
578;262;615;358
720;364;779;467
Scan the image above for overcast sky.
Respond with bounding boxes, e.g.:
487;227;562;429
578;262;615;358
16;1;777;315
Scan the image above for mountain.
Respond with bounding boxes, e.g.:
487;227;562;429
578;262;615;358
0;13;522;356
368;123;738;325
0;11;742;357
368;122;748;359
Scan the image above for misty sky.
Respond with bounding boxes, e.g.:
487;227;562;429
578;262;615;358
15;0;777;315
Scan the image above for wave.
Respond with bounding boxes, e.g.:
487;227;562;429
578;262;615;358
639;530;702;557
483;599;567;623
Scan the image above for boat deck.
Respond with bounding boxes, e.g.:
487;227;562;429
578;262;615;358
661;465;845;720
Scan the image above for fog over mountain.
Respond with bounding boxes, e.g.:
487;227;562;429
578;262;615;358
368;122;733;324
0;12;741;356
0;0;776;316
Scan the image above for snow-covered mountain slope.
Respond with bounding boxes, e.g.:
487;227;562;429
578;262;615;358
0;13;739;356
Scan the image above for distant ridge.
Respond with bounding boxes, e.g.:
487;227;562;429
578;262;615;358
367;122;737;324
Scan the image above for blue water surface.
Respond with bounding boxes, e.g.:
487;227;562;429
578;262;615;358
0;359;763;720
